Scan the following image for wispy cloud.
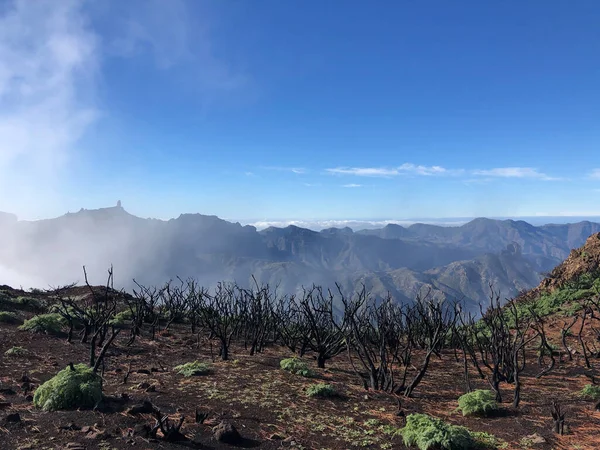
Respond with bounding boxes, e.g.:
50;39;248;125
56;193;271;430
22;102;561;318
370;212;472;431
325;163;564;182
399;163;458;176
0;0;98;216
326;163;457;178
327;167;398;177
463;178;493;185
472;167;560;180
102;0;246;92
588;169;600;179
261;166;307;174
342;184;362;188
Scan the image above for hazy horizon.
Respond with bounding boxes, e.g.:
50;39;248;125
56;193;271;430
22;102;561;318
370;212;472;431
4;202;600;232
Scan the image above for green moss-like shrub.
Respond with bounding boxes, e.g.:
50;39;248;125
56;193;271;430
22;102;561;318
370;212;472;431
280;357;315;377
307;383;337;398
0;311;22;324
580;384;600;400
173;361;212;377
109;310;133;328
33;363;102;411
19;313;66;335
400;414;474;450
471;431;502;449
4;346;30;357
13;296;45;311
457;390;498;417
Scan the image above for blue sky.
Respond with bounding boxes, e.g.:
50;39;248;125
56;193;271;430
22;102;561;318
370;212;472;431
1;0;600;223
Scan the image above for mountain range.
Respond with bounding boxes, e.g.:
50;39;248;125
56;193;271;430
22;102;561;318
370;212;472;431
1;204;599;313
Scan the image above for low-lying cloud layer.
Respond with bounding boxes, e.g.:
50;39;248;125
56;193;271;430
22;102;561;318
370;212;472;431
245;218;469;231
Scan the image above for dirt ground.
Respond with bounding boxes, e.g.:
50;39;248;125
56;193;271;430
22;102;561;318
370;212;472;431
1;315;600;450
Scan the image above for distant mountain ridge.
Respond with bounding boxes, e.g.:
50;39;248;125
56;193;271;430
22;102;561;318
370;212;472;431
1;205;599;312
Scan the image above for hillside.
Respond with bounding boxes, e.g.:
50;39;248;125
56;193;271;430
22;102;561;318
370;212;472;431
517;232;600;304
1;205;599;312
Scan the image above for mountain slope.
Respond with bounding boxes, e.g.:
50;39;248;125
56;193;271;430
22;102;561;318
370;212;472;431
517;232;600;304
0;205;598;313
357;218;600;264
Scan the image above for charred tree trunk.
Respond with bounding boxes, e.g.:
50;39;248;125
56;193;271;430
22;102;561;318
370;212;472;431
551;400;565;435
317;353;327;369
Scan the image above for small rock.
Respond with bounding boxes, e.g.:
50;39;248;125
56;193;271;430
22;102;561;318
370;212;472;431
136;369;151;375
213;421;242;445
127;400;155;415
5;412;21;423
65;443;86;450
0;388;17;395
132;423;151;437
525;433;546;445
60;422;81;431
85;430;109;440
81;426;91;434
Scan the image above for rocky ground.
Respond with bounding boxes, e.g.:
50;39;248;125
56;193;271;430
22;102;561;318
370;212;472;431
1;314;600;450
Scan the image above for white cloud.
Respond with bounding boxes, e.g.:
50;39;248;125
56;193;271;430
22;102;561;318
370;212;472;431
325;163;562;181
0;0;98;215
327;167;399;177
589;169;600;179
342;184;362;188
472;167;559;180
261;166;307;174
398;163;459;176
326;164;458;178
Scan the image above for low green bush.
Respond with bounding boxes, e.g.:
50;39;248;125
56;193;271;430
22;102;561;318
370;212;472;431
280;357;315;377
0;311;22;325
173;361;212;377
0;290;12;309
4;346;30;357
400;414;474;450
109;310;133;328
307;383;337;398
19;313;66;335
13;296;45;312
457;390;498;417
580;384;600;401
471;431;502;449
33;363;102;411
